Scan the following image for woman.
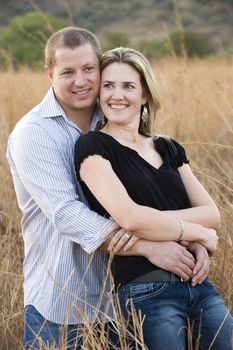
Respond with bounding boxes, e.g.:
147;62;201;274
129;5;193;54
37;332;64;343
74;47;233;349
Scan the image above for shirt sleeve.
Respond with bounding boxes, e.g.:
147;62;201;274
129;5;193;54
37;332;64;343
74;132;113;182
7;124;114;254
157;136;189;168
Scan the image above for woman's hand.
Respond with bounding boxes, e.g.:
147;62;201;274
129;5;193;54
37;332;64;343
198;227;219;253
180;241;210;286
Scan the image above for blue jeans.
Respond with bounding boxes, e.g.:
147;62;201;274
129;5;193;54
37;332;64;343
24;305;119;350
118;278;233;350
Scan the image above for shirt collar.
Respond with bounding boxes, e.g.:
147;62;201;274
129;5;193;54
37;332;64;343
39;87;102;132
40;87;65;119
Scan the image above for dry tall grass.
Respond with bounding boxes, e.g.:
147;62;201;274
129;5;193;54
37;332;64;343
0;57;232;349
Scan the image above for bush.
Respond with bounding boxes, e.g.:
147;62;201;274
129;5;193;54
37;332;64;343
102;32;131;52
0;11;67;69
181;12;194;27
137;39;167;60
167;30;214;57
137;30;214;60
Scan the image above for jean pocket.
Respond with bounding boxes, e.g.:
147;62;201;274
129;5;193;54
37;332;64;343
124;282;168;303
204;277;214;286
200;277;220;297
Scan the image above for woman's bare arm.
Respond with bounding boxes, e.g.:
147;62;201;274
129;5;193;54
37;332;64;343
80;155;218;252
164;163;221;229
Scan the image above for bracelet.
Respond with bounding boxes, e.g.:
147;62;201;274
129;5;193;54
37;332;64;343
176;219;185;241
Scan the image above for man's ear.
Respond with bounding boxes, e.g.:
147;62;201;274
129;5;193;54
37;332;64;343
44;65;53;82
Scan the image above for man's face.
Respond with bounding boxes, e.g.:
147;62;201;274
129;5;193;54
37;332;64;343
46;43;100;121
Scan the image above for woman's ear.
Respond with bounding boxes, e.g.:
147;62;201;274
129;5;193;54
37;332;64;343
142;93;147;106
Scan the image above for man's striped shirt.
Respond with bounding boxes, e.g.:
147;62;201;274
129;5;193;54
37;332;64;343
6;87;114;324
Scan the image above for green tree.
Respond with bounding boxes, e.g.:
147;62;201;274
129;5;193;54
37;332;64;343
0;11;67;69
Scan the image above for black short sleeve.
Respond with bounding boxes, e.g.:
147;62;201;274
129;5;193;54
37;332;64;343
74;131;113;181
155;136;189;168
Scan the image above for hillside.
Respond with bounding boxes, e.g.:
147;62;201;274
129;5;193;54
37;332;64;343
1;0;233;51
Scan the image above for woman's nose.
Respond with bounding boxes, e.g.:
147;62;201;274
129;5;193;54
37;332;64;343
111;88;123;100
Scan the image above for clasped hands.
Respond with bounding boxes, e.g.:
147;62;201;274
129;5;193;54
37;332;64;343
101;225;210;287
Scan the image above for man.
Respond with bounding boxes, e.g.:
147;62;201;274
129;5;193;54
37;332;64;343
6;27;209;350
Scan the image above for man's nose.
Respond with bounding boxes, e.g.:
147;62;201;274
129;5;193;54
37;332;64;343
74;72;87;86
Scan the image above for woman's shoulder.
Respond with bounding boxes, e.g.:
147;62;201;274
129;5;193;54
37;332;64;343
154;135;180;154
74;131;114;167
76;131;109;148
154;135;189;167
78;130;105;141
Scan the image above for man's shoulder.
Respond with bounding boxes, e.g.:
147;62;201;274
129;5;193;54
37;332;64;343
9;105;42;138
11;106;59;137
11;87;61;133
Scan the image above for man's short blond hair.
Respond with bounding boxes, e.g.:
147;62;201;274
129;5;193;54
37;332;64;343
45;27;102;69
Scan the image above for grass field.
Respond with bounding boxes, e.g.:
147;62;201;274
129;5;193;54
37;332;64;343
0;57;232;349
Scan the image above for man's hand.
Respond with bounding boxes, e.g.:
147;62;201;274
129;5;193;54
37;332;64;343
180;241;210;286
142;241;195;281
100;225;210;285
107;230;140;253
101;221;140;253
101;221;120;239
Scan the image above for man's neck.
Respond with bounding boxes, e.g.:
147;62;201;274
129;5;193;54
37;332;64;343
53;90;96;133
68;111;93;133
63;104;96;133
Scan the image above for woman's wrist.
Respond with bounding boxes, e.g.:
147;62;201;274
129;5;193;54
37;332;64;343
181;221;204;242
176;218;185;241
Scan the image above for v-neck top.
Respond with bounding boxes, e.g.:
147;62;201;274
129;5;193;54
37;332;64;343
74;131;191;286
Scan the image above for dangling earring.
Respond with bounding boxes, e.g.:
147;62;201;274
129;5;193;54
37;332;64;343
99;107;106;126
101;114;106;126
141;105;149;125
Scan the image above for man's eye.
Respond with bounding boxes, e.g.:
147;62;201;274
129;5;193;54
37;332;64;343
85;67;94;72
103;83;112;88
62;71;72;76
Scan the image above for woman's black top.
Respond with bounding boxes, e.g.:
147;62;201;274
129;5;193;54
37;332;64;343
74;131;191;286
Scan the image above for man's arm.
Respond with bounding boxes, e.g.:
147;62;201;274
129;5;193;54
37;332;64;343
100;236;209;285
7;124;116;254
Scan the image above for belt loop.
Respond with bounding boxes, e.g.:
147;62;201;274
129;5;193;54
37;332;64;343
170;273;176;284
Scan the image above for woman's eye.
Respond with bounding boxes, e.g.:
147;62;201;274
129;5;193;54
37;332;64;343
125;84;134;89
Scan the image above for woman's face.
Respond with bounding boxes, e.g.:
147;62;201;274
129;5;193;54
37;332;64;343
100;62;146;127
